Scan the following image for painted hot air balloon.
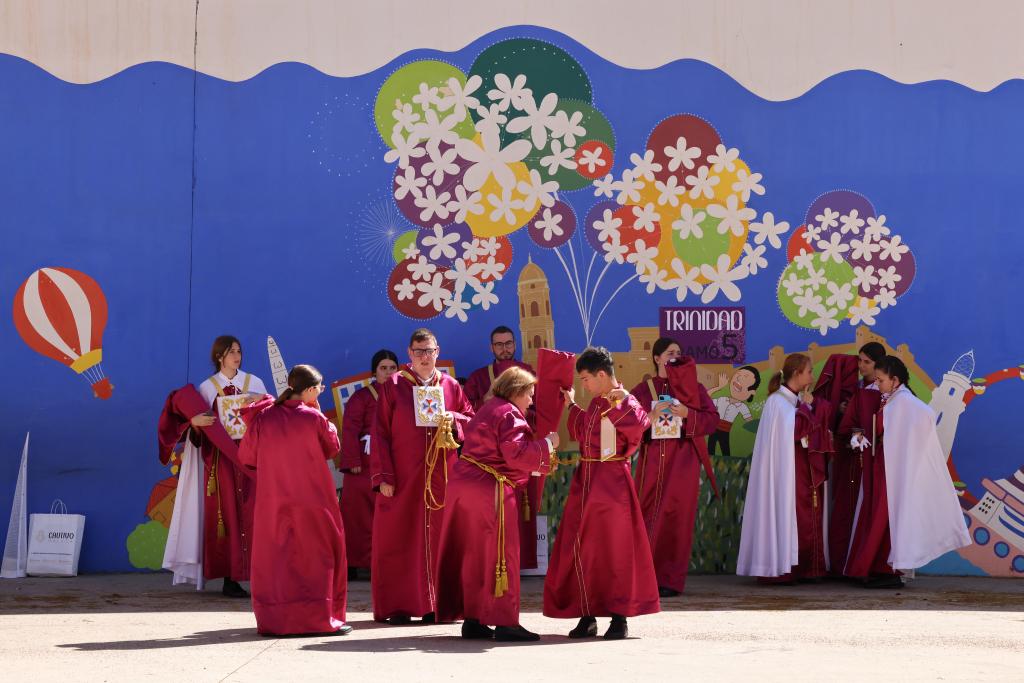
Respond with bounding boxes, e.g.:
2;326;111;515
12;267;113;399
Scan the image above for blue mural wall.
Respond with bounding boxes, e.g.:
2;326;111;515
1;26;1021;573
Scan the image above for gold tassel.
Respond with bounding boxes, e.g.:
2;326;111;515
522;490;531;521
217;510;226;538
494;562;509;598
424;414;459;511
206;453;219;496
812;489;818;508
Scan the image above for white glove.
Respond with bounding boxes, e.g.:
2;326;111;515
850;433;870;451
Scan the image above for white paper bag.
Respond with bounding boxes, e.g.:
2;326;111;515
27;500;85;577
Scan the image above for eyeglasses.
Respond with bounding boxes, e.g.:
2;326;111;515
492;340;516;349
411;347;439;358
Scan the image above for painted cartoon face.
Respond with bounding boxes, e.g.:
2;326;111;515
375;359;399;383
730;368;757;401
220;343;242;373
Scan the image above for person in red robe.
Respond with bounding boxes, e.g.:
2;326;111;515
371;328;474;624
338;349;399;579
737;353;832;583
822;342;885;574
462;325;542;570
436;366;557;641
238;364;351;636
543;346;659;640
632;338;720;597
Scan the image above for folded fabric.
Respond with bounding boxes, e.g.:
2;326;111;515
534;348;576;437
157;384;246;475
666;357;720;498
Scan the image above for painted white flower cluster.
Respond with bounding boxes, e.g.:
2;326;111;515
383;71;588;320
591;140;785;304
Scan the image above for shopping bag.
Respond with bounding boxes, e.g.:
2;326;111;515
27;500;85;576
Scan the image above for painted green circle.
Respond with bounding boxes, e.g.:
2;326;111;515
777;258;857;328
671;213;730;269
374;60;476;146
521;100;614;192
393;230;419;264
469;38;592;108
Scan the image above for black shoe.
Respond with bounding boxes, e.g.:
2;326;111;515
222;579;249;598
495;625;540;642
658;586;681;598
329;624;354;636
604;617;628;640
461;619;495;639
387;615;412;625
420;612;436;624
347;567;358;581
864;575;903;589
568;616;597;639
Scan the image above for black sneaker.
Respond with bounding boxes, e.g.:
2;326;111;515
387;615;412;625
495;625;540;642
604;617;628;640
864;575;903;589
222;579;250;598
420;612;437;624
658;586;681;598
461;619;495;639
329;624;354;636
568;616;597;639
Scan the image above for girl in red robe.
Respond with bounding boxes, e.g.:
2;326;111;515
435;366;556;641
238;364;351;636
339;349;398;578
632;338;720;597
543;346;659;640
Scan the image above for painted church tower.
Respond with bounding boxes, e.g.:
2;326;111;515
929;349;975;458
518;256;554;369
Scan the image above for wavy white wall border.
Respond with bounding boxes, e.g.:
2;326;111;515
1;0;1022;99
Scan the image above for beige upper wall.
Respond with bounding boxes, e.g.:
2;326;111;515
1;0;1022;99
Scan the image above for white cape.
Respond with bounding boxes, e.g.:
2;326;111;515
161;434;205;589
882;386;971;571
737;387;799;577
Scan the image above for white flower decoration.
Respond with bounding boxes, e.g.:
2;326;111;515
517;168;559;212
803;221;823;244
626;239;659;273
383;132;426;169
664;136;701;172
602;237;628;264
420;224;459;261
443;295;471;322
672;204;706;240
394;166;427;200
826;281;855;308
632;203;661;233
811;307;841;335
849;234;880;261
445;185;485;224
414;186;452;223
700;254;749;303
815;207;840;231
411;83;440;110
613;169;644;204
668;258;703;302
707;144;739;173
804;265;827;289
654;176;687;207
471;256;506;280
487;187;524;225
487;73;532;112
794;288;824;318
408;255;436;282
686;166;720;200
535;208;564;241
421;145;460;186
875;288;897;309
878;235;909;262
416;272;451;312
474;103;508;135
877;265;902;290
413;108;461;152
848;299;879;326
391;101;421;135
506;91;559;149
781;272;806;297
400;243;421;260
731;168;765;202
749;212;790;249
550;109;586;147
437;75;482;120
470;280;499;310
793;249;816;273
444;258;480;295
455;126;532;191
478;237;501;258
864;215;891;240
816;231;850;264
839;209;865;236
741;243;768;275
592;173;615;198
638;263;670;294
393;278;416;301
708;195;756;237
594;209;623;243
630;150;663;181
579;147;607;175
852;265;879;293
540;139;577;176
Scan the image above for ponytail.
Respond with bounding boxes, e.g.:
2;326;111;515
275;364;323;405
768;353;811;395
875;355;915;396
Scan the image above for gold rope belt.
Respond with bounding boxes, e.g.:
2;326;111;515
461;454;517;598
424;414;459;511
580;455;627;463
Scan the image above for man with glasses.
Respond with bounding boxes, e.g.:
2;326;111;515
462;326;544;569
370;328;474;625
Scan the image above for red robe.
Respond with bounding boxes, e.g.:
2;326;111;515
542;393;659;619
435;397;551;626
338;383;378;569
843;398;899;578
464;359;542;570
238;398;347;635
157;384;253;583
832;382;881;573
631;373;719;592
370;367;474;620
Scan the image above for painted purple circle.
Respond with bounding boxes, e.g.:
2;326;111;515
392;142;472;229
583;200;622;252
528;200;577;248
804;190;876;244
852;248;916;299
415;222;473;268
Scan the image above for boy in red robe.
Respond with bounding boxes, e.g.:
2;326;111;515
370;328;474;624
632;339;720;597
542;346;659;640
338;349;398;579
238;365;350;636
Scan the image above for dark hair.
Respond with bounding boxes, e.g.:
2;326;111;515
371;349;399;374
858;342;886;364
210;335;241;372
490;325;515;342
409;327;436;347
651;337;680;372
768;354;811;395
276;364;323;405
875;355;915;395
576;346;615;376
736;365;761;401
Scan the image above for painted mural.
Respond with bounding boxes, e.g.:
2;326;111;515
1;26;1022;577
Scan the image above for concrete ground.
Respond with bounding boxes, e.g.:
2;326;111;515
1;573;1023;682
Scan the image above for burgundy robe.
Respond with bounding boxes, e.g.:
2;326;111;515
238;398;347;635
435;397;551;626
542;392;659;619
844;398;899;578
338;383;378;569
157;384;253;583
832;382;881;573
632;371;719;592
370;367;474;621
464;359;542;569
